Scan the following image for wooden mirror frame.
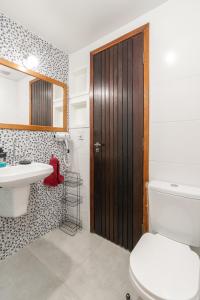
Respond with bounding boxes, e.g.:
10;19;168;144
0;58;68;132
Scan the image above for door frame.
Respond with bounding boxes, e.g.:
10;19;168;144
90;23;149;233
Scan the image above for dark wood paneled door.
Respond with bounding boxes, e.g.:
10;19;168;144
91;30;146;251
30;79;53;126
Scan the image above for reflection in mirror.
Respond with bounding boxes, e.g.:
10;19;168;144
0;63;65;128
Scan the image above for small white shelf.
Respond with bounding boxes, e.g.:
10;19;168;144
69;92;89;99
69;66;89;98
54;97;62;102
69;95;89;129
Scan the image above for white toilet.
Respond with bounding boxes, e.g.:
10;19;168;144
129;181;200;300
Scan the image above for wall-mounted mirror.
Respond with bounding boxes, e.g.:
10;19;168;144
0;59;67;131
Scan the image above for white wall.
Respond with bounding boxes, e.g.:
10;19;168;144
68;67;90;230
16;76;32;124
69;0;200;229
0;75;33;125
0;76;19;123
69;128;90;230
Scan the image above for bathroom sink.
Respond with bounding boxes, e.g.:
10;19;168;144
0;162;53;188
0;162;53;217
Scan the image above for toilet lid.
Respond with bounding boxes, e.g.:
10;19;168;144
130;233;200;300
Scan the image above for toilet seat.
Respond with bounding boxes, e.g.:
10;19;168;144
129;233;200;300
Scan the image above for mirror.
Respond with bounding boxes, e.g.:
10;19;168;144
0;59;67;131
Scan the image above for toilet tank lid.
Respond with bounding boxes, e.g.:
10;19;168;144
149;181;200;200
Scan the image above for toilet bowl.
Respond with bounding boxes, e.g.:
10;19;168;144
129;181;200;300
130;233;200;300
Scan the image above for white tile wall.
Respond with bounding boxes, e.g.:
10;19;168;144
148;0;200;188
68;57;90;230
150;161;200;187
69;0;200;233
150;121;200;165
69;128;90;230
151;76;200;123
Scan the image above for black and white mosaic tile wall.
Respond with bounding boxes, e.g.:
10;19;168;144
0;12;68;82
0;13;69;260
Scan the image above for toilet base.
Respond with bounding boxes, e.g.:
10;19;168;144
129;268;155;300
129;267;200;300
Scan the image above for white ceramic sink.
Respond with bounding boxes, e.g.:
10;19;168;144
0;162;53;217
0;162;53;188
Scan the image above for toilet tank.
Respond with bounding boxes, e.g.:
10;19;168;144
148;181;200;247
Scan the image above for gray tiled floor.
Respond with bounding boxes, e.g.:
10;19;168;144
0;229;138;300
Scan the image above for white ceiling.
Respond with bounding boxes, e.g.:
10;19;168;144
0;0;167;53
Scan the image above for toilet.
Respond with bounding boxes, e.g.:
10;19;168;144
129;181;200;300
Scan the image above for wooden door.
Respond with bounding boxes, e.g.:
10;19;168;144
90;26;149;251
30;79;53;126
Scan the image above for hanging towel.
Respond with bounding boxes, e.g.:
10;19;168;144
43;155;64;186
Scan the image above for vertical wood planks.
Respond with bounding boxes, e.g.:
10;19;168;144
93;33;144;250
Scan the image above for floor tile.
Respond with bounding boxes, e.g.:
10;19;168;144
28;234;78;281
0;229;138;300
28;229;104;281
66;234;134;299
0;248;63;300
46;283;80;300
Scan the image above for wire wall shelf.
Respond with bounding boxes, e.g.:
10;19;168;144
67;193;82;207
60;171;82;236
65;176;83;187
60;216;81;236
